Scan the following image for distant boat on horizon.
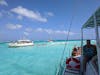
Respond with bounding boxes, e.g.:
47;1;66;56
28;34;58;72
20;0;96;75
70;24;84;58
48;39;54;42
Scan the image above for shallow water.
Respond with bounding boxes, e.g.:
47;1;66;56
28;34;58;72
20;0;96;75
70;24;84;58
0;40;95;75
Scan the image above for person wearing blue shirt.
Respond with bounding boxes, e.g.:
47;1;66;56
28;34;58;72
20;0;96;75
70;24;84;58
83;40;97;74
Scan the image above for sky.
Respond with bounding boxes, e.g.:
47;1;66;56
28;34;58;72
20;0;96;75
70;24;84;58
0;0;100;42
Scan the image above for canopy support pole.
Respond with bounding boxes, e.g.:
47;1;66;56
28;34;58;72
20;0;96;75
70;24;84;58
80;28;84;75
94;14;100;75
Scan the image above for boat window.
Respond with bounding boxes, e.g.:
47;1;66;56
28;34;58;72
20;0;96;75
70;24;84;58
17;41;31;43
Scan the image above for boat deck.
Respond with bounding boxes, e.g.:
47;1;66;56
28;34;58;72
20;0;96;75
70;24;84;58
62;61;98;75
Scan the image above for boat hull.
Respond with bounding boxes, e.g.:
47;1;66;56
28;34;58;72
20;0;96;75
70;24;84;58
9;43;34;47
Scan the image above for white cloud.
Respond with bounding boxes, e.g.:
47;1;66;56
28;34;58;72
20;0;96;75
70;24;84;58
25;28;33;32
44;29;53;34
0;0;8;6
35;28;44;32
35;28;75;35
24;28;33;36
54;30;74;35
24;32;29;36
46;12;54;16
11;6;47;22
6;24;22;30
35;28;53;34
17;15;23;20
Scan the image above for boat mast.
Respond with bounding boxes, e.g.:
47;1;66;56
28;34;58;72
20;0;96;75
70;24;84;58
93;14;100;75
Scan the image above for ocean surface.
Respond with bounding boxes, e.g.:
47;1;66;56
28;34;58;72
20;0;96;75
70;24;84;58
0;40;95;75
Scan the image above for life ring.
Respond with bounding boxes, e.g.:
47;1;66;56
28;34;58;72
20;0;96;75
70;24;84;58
66;57;80;70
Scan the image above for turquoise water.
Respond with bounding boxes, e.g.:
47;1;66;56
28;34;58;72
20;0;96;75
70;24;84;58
0;40;95;75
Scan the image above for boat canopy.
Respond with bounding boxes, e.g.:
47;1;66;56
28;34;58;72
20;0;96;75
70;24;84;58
82;7;100;29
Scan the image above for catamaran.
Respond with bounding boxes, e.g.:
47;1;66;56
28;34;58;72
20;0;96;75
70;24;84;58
8;39;34;47
56;7;100;75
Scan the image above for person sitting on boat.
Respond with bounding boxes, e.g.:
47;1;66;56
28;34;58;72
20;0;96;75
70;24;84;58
83;40;97;73
77;47;81;55
72;47;81;56
66;47;81;70
72;47;78;56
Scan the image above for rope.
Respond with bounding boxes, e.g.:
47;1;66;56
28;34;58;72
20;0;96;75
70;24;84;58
56;13;75;75
56;15;74;75
55;2;77;75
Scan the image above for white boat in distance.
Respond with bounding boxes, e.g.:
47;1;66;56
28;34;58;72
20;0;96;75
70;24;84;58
9;40;34;47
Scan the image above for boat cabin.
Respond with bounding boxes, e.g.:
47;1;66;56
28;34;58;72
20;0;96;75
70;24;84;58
56;7;100;75
81;7;100;75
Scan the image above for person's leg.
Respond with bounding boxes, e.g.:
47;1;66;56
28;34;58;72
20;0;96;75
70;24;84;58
83;57;87;72
83;56;90;72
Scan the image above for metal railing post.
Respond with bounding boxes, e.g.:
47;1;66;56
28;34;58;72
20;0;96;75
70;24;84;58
80;28;84;75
